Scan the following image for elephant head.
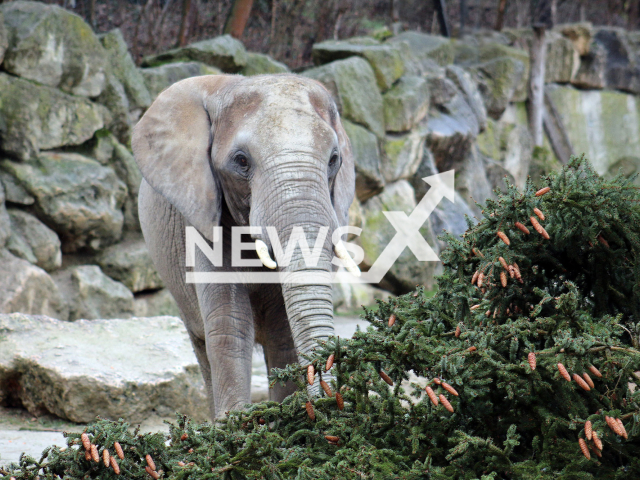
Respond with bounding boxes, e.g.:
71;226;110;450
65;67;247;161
131;74;356;397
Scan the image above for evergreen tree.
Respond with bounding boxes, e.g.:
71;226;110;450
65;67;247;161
2;156;639;479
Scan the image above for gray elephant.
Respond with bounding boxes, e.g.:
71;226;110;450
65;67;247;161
131;74;357;420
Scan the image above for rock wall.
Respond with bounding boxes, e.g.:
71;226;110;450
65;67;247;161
1;1;639;319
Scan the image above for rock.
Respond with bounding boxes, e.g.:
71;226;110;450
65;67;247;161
312;38;405;91
426;74;458;107
359;180;438;294
333;281;392;314
133;289;181;318
99;29;152;110
412;148;477;248
0;11;7;65
572;41;607;89
381;129;426;182
0;313;208;423
107;136;143;231
142;35;247;72
0;182;10;248
383;76;430;132
95;72;132;145
303;57;385;138
342;120;384;202
484;156;516;193
241;52;289;76
545;31;580;83
0;152;127;252
141;61;223;99
559;22;592;56
453;146;494;215
0;170;34;206
0;1;106;97
546;84;640;175
445;65;487;132
0;73;105;161
387;32;454;67
0;250;68;319
54;265;134;321
96;234;163;293
6;209;61;272
465;43;529;119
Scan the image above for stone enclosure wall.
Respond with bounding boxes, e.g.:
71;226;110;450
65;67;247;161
1;0;640;320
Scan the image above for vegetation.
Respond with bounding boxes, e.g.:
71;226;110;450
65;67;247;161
2;156;640;478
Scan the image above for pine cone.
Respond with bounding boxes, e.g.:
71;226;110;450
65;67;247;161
379;370;393;386
500;270;507;287
180;433;188;441
335;393;344;410
306;401;315;420
425;386;439;406
478;273;485;288
535;187;551;197
455;325;461;337
433;378;442;385
582;373;595;389
325;354;335;372
81;433;91;451
585;420;593;441
605;416;623;436
507;265;516;279
90;444;99;463
514;222;530;235
497;231;510;246
114;442;124;460
145;466;160;479
439;394;454;412
533;207;545;220
321;380;333;397
597;235;609;248
472;248;484;258
442;382;459;396
588;365;603;378
307;364;315;386
513;263;523;283
573;374;591;391
578;438;591;459
557;363;571;382
592;445;602;458
388;313;396;327
470;304;480;310
146;454;156;471
325;435;339;443
467;346;477;352
110;456;121;475
528;352;536;371
85;450;92;462
530;216;550;239
617;418;628;439
499;257;509;270
592;430;603;451
103;448;110;468
471;270;479;284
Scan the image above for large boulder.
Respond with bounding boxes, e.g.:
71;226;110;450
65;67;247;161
99;29;152;111
0;152;127;252
387;32;454;67
95;72;132;145
95;234;163;293
54;265;134;321
0;313;208;423
0;1;106;97
133;289;181;318
141;35;247;72
0;10;7;65
545;31;580;83
383;76;430;132
381;129;426;183
343;120;384;201
559;22;592;56
0;73;105;161
359;180;438;294
141;61;222;99
6;209;61;272
454;146;496;214
445;65;487;132
312;38;405;91
106;135;143;231
0;250;68;319
303;57;385;138
546;84;640;175
0;170;34;206
241;52;289;76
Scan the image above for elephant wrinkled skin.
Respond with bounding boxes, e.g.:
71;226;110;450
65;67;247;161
132;74;355;419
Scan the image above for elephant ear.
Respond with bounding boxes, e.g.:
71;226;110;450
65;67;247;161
332;114;356;228
132;75;241;242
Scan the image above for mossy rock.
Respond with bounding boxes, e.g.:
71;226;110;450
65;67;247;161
240;52;289;76
387;31;455;67
383;76;430;132
141;61;222;100
342;120;384;202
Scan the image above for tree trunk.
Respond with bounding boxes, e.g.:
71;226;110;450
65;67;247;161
177;0;192;47
88;0;96;28
459;0;467;36
550;0;557;26
433;0;450;37
528;25;546;147
224;0;255;39
495;0;507;31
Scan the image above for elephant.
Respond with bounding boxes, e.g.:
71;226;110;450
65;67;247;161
131;74;357;420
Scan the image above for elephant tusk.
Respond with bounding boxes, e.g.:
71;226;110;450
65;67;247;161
334;242;361;277
255;239;277;269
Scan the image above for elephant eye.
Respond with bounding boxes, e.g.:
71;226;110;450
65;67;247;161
233;153;250;172
329;153;340;168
